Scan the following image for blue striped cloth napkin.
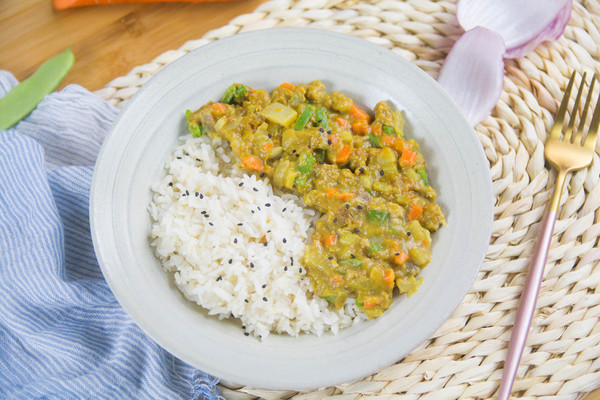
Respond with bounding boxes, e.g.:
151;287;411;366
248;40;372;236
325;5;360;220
0;71;222;400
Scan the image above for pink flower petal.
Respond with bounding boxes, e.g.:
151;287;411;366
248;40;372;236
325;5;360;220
438;27;505;126
457;0;572;58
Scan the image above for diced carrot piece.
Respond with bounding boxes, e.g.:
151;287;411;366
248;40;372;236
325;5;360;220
326;188;356;200
350;104;371;123
324;234;337;247
211;102;227;113
241;155;264;172
392;139;411;153
363;296;381;309
400;150;417;166
371;124;382;137
279;82;295;91
261;142;274;152
351;119;370;135
383;269;395;288
394;251;409;265
381;135;396;147
407;204;423;221
335;117;349;130
330;274;343;286
336;145;353;164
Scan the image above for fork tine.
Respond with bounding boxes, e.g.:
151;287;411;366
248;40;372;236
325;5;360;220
551;71;577;140
567;72;587;143
584;81;600;151
574;74;596;145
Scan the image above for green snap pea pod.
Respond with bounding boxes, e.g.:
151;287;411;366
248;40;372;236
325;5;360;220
294;105;314;130
315;107;330;130
0;47;74;130
339;259;363;268
294;175;308;187
220;84;237;104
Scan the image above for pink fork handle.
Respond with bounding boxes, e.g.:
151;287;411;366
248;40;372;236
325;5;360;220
497;210;557;400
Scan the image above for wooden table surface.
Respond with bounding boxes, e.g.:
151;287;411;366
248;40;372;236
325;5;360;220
0;0;267;91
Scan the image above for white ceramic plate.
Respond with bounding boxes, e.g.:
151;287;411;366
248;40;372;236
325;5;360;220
90;28;493;391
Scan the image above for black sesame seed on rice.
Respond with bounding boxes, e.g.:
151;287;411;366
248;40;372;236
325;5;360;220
176;156;182;159
238;182;244;187
299;268;303;273
242;325;246;329
282;208;287;212
238;223;243;226
265;203;271;207
200;194;204;199
251;210;255;214
244;299;249;303
262;284;266;289
250;262;254;268
253;187;259;192
284;266;288;271
263;242;268;247
195;192;199;197
234;238;238;244
216;276;222;281
209;222;214;226
263;297;268;302
185;190;189;196
228;259;233;264
244;332;250;336
168;182;173;186
260;173;265;178
283;238;287;243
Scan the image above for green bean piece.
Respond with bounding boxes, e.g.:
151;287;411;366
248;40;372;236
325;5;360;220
368;209;389;226
233;84;248;104
185;109;205;137
322;295;337;304
0;47;75;130
294;175;308;187
296;152;315;173
383;125;396;135
294;105;314;130
368;133;382;148
315;107;330;130
416;169;429;185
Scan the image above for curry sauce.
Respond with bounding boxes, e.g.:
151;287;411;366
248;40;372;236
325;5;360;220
186;81;445;318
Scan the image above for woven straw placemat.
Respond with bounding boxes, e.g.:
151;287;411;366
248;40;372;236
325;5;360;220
95;0;600;398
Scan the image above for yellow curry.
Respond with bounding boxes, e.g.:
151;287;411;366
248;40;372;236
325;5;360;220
186;81;445;318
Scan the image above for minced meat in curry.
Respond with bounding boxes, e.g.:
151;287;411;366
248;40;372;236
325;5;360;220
186;81;445;318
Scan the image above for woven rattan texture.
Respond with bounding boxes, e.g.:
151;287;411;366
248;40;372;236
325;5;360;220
96;1;600;398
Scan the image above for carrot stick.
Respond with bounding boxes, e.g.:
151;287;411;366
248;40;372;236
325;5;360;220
326;188;355;200
394;251;409;265
54;0;234;9
241;155;264;172
383;269;395;288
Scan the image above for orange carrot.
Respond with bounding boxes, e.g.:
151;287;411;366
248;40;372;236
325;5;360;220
400;150;417;166
350;104;371;123
407;204;423;221
261;142;274;152
363;296;381;309
383;269;396;288
324;234;337;248
392;139;411;153
351;120;370;136
241;155;264;172
381;135;396;147
329;134;340;145
335;117;349;130
336;145;353;164
371;124;382;137
330;274;343;286
54;0;234;10
394;251;409;265
211;102;227;113
279;82;295;91
326;188;356;200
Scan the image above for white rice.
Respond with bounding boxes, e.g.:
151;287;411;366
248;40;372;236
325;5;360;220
149;134;365;338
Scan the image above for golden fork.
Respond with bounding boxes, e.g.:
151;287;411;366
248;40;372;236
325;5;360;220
497;71;600;399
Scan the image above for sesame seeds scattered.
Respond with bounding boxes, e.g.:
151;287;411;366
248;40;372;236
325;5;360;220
234;238;238;244
282;208;287;212
327;139;332;145
262;284;267;289
333;218;338;223
209;222;214;226
196;158;201;162
395;252;400;256
263;242;268;247
284;266;288;271
328;256;333;260
204;214;210;218
407;231;411;236
195;192;199;197
253;187;259;192
299;268;303;273
168;182;173;186
238;223;243;226
244;299;249;303
176;156;182;159
238;182;244;187
260;173;265;178
263;297;268;302
345;204;350;209
350;254;355;259
292;150;296;154
265;203;271;207
201;210;206;214
251;210;255;214
354;228;359;233
200;194;204;199
268;134;272;138
359;167;365;173
319;128;325;133
379;170;384;176
228;259;233;264
242;325;246;329
290;257;294;265
357;205;363;209
250;262;254;268
283;238;287;243
327;130;332;134
216;276;222;281
185;190;189;196
244;332;250;336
